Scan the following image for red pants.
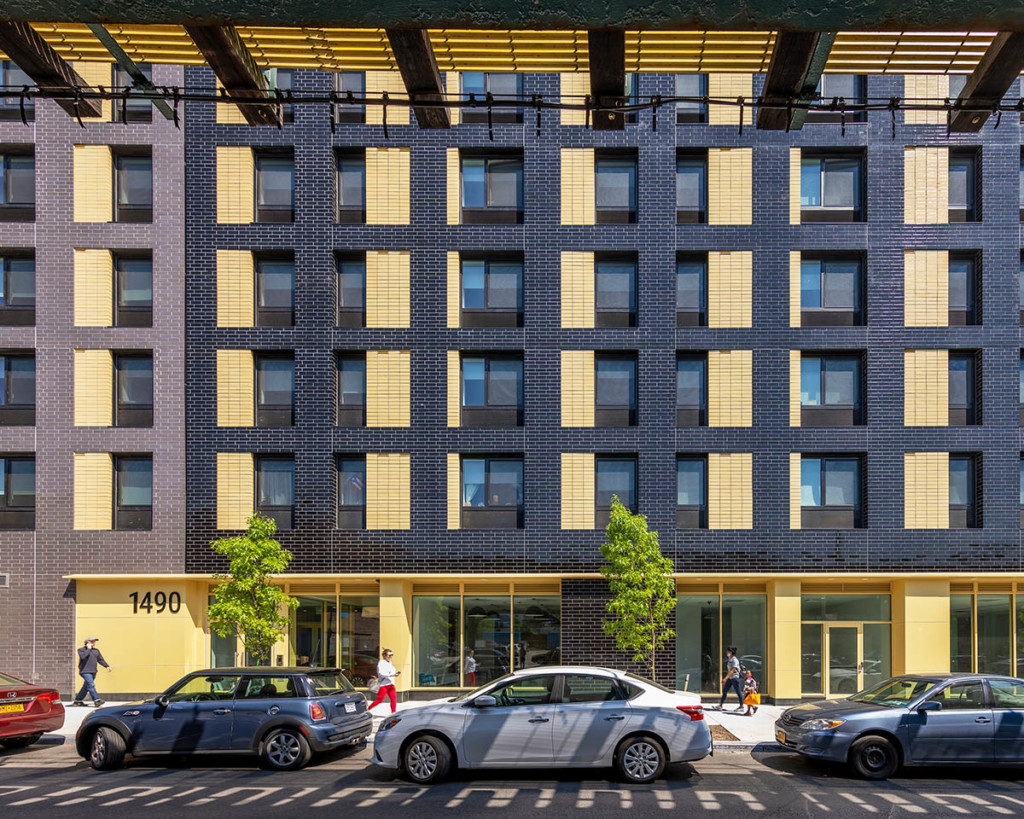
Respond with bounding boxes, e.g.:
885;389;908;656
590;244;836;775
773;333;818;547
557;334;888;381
368;684;397;713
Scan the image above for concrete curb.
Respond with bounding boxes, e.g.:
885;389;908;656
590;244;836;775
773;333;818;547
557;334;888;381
714;741;787;753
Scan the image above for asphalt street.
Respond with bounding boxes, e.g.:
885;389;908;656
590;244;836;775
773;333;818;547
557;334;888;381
0;738;1022;818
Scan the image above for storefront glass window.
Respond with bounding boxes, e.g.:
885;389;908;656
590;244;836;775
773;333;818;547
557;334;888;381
950;594;973;673
863;623;891;690
293;596;338;668
951;592;1020;675
413;596;461;687
1017;596;1024;678
800;594;890;622
339;596;379;687
463;596;512;684
675;594;767;695
208;595;237;667
802;624;823;694
801;594;890;696
512;596;561;669
977;594;1012;675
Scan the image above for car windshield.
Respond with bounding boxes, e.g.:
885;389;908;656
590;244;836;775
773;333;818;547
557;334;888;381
452;673;515;702
0;672;24;686
305;671;356;696
624;672;675;694
849;677;940;707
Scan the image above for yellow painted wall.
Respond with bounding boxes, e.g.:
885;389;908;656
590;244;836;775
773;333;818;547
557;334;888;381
366;453;411;529
707;148;752;225
904;75;949;125
365;71;410;125
788;147;801;225
446;73;461;125
74;453;112;530
905;146;949;224
74;62;113;120
561;350;595;427
217;452;254;530
446;148;461;225
707;349;752;427
73;145;113;223
904;349;949;426
73;249;114;327
904;452;950;529
789;350;802;428
378;579;414;692
215;80;249;124
789;251;802;327
892;579;951;675
447;350;461;427
216;249;255;328
365;147;410;225
707;74;752;125
216;350;255;427
707;453;753;529
74;349;113;427
789;452;803;529
707;251;752;328
366;350;411;427
365;251;410;328
904;250;949;327
446;251;461;327
216;146;255;224
560;251;595;328
561;452;595;530
447;453;461;530
767;580;803;701
560;148;596;225
560;72;589;125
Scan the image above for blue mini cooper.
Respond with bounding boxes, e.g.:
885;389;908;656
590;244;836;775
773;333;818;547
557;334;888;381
76;667;371;771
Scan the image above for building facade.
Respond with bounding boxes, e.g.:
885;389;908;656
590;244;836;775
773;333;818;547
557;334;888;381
2;64;1023;702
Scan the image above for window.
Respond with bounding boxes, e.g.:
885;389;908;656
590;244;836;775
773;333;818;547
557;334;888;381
595;152;637;224
927;681;986;710
112;150;152;222
949;455;977;529
461;354;523;427
676;456;707;529
676;152;707;223
112;63;153;123
948;149;978;222
0;456;33;529
800;354;863;426
808;74;866;123
115;455;152;530
167;674;240;703
336;353;366;426
240;675;298;699
337;456;366;529
991;679;1024;709
0;354;34;425
1020;353;1024;425
256;456;295;530
801;456;862;528
334;71;365;123
255;151;294;222
595;256;636;327
263;68;294;123
255;354;295;427
948;254;977;325
335;150;365;223
950;593;1017;675
114;254;152;327
800;255;862;325
1020;455;1024;527
460;72;522;123
676;353;707;427
561;674;624;703
460;153;523;224
595;354;637;426
948;74;968;98
1020;256;1024;326
336;255;366;327
0;61;33;122
461;456;523;529
460;257;522;327
623;73;640;125
676;255;707;326
948;353;977;426
0;149;34;221
491;675;556;704
595;457;637;527
677;594;767;694
1020;152;1024;221
114;354;153;427
0;252;34;325
675;74;707;123
255;255;294;326
800;153;864;222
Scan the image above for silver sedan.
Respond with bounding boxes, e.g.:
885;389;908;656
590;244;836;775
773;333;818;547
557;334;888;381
371;665;712;784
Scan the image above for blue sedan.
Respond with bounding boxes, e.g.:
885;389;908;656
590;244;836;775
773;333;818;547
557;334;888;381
776;674;1024;779
76;667;372;771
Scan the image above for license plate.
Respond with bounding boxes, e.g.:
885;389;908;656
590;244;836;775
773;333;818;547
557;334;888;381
344;702;356;713
776;730;786;744
0;703;24;714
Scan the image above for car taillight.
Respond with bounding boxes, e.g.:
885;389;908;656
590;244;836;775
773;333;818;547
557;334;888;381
310;702;326;721
677;705;704;721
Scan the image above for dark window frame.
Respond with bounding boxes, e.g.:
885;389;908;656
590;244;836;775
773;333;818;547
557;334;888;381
111;63;154;123
0;148;35;221
335;352;366;427
254;353;295;428
676;253;707;326
948;148;980;223
0;353;34;425
799;150;865;223
334;71;366;123
0;61;34;122
111;148;153;223
114;454;153;531
676;150;707;224
335;148;366;224
595;456;638;528
113;352;153;428
800;454;864;529
460;352;524;427
255;253;295;327
948;352;979;427
263;68;294;124
808;74;867;123
336;253;366;328
595;352;638;427
255;455;295;531
460;455;524;529
594;150;638;224
800;352;864;427
800;253;865;326
949;454;979;529
460;72;524;123
460;255;523;328
676;455;707;529
113;251;153;328
0;252;35;325
459;151;524;224
0;455;35;529
948;252;979;326
336;455;366;530
595;253;637;327
676;352;707;427
254;149;295;223
675;73;708;124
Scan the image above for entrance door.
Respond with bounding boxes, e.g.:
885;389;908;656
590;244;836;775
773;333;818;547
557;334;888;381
826;626;862;697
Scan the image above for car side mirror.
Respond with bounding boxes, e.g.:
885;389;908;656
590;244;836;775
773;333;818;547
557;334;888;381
154;694;169;708
471;695;497;709
917;700;941;712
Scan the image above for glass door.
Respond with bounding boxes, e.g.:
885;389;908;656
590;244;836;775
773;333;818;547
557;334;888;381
826;625;862;697
292;596;338;668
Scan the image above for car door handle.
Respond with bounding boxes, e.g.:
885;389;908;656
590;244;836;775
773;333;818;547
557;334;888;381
604;715;625;721
528;716;549;723
213;708;232;716
975;717;991;723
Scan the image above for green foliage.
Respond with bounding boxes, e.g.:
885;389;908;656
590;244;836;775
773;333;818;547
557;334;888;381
207;513;298;665
600;498;677;682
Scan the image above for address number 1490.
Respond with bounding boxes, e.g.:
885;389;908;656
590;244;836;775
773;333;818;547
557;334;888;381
128;591;181;614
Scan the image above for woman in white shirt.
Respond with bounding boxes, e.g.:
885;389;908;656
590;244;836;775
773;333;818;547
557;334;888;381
368;648;400;713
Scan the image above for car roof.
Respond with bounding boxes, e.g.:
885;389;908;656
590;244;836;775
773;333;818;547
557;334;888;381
190;667;343;675
509;665;633;679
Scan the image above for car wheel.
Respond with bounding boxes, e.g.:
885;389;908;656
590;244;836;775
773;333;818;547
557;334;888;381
0;733;42;750
402;735;451;784
616;735;666;784
849;735;899;780
89;727;126;771
261;728;312;771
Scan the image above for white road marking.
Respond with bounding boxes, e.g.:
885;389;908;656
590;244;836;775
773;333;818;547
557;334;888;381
100;785;172;806
877;794;927;813
535;787;556;808
695;790;765;811
804;792;832;811
839;792;879;813
9;785;91;806
0;786;36;799
312;786;397;808
576;787;633;809
445;786;520;808
923;794;1013;815
146;786;205;806
272;786;319;807
653;788;675;810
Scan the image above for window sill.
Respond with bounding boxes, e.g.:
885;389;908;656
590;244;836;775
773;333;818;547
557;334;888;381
115;408;153;427
336;210;365;224
114;208;153;223
596;210;636;225
336;310;365;328
676;210;706;224
801;508;859;529
800;407;861;427
461;209;523;225
676;408;706;427
676;311;706;328
595;311;635;328
800;209;862;224
257;309;294;327
336;407;366;427
337;508;366;530
0;308;35;326
595;408;635;427
0;407;34;426
0;207;35;222
461;310;522;328
461;407;522;427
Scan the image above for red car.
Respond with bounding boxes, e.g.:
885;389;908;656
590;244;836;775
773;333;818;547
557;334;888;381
0;671;65;749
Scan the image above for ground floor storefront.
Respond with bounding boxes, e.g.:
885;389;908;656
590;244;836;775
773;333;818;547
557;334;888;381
68;574;1024;703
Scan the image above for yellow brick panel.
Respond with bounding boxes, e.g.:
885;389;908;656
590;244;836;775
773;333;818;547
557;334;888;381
904;349;949;426
217;453;255;530
74;453;112;530
707;148;752;225
365;147;410;225
216;146;255;224
707;350;752;427
446;148;461;225
789;250;801;327
789;350;802;428
446;73;460;125
904;452;949;529
365;251;410;328
789;147;801;225
216;249;255;328
365;71;409;125
216;350;255;427
366;350;411;427
904;250;949;327
707;251;752;328
560;148;595;225
447;350;461;427
75;62;112;121
366;453;411;530
73;249;113;327
708;74;752;125
561;452;595;530
73;145;113;223
904;147;949;225
560;72;589;126
446;251;461;328
216;80;249;124
789;452;803;530
447;453;462;530
560;251;595;328
561;350;595;427
707;452;753;529
904;75;949;125
73;349;113;427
